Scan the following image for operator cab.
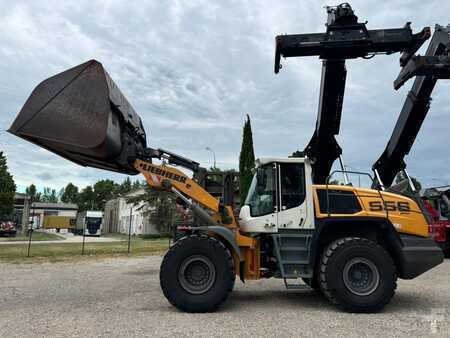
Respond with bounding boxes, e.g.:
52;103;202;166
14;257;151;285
239;158;315;233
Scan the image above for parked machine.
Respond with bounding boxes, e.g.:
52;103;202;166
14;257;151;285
75;211;103;236
422;187;450;257
42;215;76;232
8;4;444;313
369;23;450;258
0;218;17;237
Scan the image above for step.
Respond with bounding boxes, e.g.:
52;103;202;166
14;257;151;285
283;278;313;290
280;260;310;264
279;246;309;252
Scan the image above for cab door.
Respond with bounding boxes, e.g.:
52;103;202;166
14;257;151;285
277;162;308;229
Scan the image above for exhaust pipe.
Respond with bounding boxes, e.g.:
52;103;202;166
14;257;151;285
8;60;147;175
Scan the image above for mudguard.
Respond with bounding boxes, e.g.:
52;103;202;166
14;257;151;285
197;226;243;262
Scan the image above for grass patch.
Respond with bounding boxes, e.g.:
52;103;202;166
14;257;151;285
0;232;64;242
103;233;170;240
0;238;169;263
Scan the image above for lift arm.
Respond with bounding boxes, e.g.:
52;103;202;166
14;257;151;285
135;148;236;227
275;3;430;184
373;25;450;187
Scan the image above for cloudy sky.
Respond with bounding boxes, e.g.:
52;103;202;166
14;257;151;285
1;0;450;192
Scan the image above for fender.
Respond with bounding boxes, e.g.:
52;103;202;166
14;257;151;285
196;226;243;262
310;217;402;269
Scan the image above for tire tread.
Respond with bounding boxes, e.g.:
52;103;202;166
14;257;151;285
319;237;397;313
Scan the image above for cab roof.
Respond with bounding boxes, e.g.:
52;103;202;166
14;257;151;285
256;157;309;167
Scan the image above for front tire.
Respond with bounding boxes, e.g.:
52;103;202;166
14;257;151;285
160;235;235;313
319;237;397;313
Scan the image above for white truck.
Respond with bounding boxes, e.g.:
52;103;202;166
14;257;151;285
75;211;103;236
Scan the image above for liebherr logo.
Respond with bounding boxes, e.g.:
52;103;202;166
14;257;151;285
139;163;187;184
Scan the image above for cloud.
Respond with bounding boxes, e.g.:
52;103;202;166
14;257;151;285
1;0;450;191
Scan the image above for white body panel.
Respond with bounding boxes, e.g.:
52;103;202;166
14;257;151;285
76;210;103;236
239;157;315;233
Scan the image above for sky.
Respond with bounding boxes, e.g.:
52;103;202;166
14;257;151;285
1;0;450;192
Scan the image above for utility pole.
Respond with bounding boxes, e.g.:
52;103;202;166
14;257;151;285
128;205;133;254
27;198;35;257
205;147;216;168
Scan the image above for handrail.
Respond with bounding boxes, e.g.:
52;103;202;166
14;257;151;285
325;170;388;218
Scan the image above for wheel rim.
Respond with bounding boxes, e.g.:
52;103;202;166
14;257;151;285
343;257;380;296
178;255;216;295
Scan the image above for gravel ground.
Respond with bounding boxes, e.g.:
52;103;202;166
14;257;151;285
0;257;448;337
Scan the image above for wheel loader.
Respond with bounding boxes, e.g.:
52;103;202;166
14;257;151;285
8;4;443;313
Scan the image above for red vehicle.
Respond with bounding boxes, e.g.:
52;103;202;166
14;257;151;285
0;219;17;237
423;187;450;258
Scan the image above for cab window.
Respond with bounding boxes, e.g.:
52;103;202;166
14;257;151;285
279;163;306;210
245;164;276;217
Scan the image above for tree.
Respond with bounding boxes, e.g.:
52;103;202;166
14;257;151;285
127;182;178;235
132;179;142;191
395;172;422;191
117;177;132;196
207;166;223;185
41;187;58;203
239;114;255;204
61;183;79;204
290;150;305;158
78;185;95;211
25;184;41;202
93;179;118;210
0;152;16;216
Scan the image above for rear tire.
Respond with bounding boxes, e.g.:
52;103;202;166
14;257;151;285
443;248;450;258
319;237;397;313
160;234;235;313
302;276;320;293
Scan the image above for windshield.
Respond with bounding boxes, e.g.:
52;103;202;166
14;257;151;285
86;217;102;228
245;164;276;217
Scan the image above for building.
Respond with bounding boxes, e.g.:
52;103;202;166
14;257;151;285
103;170;240;235
103;189;158;235
13;192;31;232
29;202;78;229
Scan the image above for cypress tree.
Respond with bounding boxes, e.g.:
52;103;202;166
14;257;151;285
0;151;16;216
239;115;255;204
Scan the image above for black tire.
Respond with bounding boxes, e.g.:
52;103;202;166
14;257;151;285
302;277;320;292
319;237;397;313
444;249;450;258
160;234;235;313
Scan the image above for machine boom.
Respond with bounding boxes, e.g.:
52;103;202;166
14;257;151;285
275;3;430;184
373;25;450;187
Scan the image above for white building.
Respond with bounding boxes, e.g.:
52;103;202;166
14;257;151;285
103;189;158;235
30;202;78;229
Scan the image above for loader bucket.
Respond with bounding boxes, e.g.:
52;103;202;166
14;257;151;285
8;60;147;175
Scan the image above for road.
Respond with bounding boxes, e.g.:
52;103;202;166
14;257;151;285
0;256;449;337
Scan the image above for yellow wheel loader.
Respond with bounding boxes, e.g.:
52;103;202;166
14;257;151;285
9;4;443;313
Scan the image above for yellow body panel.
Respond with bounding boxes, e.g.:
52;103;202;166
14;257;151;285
313;185;429;237
135;159;219;212
235;231;261;280
134;159;259;279
135;160;429;282
42;216;76;229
